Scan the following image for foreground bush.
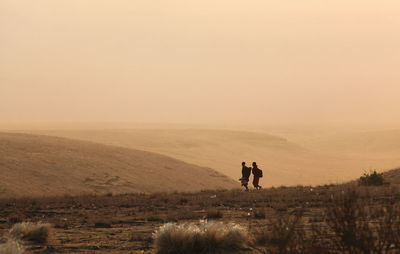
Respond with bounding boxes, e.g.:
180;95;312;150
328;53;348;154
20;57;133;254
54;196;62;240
0;239;24;254
9;222;51;244
254;212;308;254
252;189;400;253
153;221;249;254
325;189;400;253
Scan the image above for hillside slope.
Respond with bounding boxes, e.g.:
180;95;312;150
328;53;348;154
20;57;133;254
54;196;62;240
307;129;400;156
383;168;400;185
0;132;236;197
28;129;366;186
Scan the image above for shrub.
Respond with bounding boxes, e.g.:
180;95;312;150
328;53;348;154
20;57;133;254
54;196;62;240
325;188;400;253
153;221;249;254
359;170;384;186
254;212;306;254
9;222;51;244
7;214;26;225
206;209;223;219
94;221;112;228
0;240;24;254
253;209;266;219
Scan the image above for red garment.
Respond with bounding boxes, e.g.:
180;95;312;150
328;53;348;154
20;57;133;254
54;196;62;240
253;177;260;188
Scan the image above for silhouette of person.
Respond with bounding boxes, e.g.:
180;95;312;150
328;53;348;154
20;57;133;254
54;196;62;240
252;162;262;190
240;162;251;191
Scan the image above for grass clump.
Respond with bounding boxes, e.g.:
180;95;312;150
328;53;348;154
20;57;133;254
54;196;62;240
253;211;307;254
359;170;385;186
253;209;266;219
154;221;249;254
0;239;25;254
9;222;51;244
206;209;223;219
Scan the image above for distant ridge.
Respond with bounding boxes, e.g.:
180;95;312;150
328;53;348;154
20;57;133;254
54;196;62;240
0;132;236;198
383;168;400;185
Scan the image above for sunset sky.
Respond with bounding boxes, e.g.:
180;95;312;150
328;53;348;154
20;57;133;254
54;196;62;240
1;0;400;124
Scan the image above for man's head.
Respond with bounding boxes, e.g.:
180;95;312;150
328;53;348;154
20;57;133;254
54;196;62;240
252;162;257;167
242;162;246;166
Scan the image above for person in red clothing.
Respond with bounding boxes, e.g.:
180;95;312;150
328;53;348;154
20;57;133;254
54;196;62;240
251;162;263;189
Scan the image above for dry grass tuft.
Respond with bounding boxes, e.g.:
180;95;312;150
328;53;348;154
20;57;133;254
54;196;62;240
254;212;306;253
206;208;223;219
154;221;249;254
0;239;25;254
9;222;51;244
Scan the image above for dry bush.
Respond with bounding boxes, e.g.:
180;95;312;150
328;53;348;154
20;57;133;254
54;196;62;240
206;208;223;219
359;170;385;186
253;209;266;219
92;218;112;228
154;221;249;254
9;222;51;244
0;239;25;254
325;188;400;253
7;214;26;226
253;211;310;254
165;209;202;221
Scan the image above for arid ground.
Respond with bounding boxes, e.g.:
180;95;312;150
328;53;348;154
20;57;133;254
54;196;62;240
1;178;400;253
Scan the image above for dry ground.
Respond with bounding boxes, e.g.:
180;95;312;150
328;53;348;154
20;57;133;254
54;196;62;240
1;183;400;253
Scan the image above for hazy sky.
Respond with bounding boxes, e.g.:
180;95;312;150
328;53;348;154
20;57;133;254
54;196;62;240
1;0;400;124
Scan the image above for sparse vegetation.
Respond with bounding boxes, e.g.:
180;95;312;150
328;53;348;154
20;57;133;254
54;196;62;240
253;211;307;253
7;213;25;226
9;222;51;244
0;183;400;253
324;189;400;253
0;240;24;254
153;222;249;254
253;209;266;219
359;170;385;186
206;208;223;219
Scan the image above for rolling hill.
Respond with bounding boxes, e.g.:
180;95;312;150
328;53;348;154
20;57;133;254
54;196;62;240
0;132;236;197
26;128;369;186
383;168;400;185
306;129;400;156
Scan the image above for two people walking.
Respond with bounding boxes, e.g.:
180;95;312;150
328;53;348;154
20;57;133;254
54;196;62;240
240;162;263;191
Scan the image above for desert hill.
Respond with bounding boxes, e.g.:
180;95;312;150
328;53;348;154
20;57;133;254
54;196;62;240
26;128;366;186
306;129;400;156
383;168;400;185
0;132;236;197
303;130;400;172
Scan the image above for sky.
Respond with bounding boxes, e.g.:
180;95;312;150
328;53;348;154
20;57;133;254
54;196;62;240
1;0;400;125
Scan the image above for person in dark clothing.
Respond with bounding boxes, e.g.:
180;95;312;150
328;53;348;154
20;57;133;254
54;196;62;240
252;162;262;189
240;162;251;191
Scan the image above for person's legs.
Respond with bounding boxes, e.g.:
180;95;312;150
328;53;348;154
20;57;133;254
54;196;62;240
241;178;249;190
253;177;259;189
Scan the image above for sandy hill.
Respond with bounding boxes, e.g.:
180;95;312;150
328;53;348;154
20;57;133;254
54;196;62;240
303;130;400;171
26;128;368;186
383;168;400;185
0;132;236;198
307;129;400;156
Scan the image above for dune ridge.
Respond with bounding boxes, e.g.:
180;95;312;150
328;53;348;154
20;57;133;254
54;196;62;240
0;132;236;198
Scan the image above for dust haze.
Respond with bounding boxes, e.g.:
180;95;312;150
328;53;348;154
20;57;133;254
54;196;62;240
1;0;400;125
1;1;400;188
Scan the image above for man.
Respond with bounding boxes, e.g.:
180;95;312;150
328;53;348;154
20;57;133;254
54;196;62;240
252;162;263;190
240;162;251;191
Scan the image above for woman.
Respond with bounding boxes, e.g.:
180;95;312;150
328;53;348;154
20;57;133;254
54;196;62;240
251;162;263;190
